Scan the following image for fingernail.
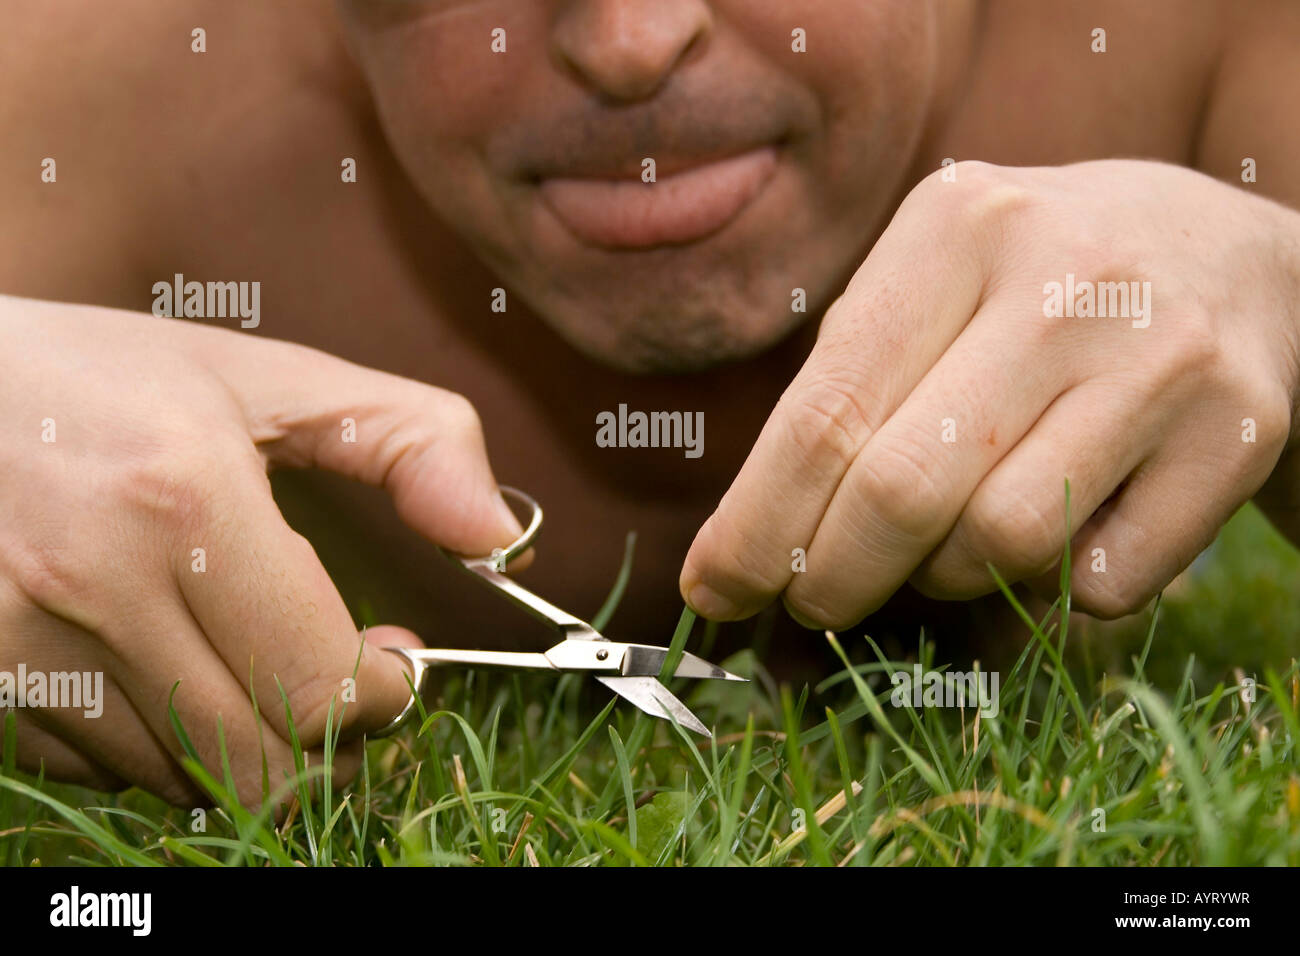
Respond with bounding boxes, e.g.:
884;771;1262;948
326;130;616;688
687;581;739;620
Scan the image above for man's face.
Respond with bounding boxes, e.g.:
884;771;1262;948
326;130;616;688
337;1;945;372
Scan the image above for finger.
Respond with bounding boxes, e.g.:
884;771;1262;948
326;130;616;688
172;450;430;747
1034;358;1291;616
911;378;1161;599
189;333;524;557
106;597;359;807
1066;438;1279;620
680;179;994;620
783;312;1060;629
0;597;200;802
26;676;202;805
0;709;124;792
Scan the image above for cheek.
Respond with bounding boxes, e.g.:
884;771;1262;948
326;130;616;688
725;0;936;157
781;4;936;250
347;4;547;168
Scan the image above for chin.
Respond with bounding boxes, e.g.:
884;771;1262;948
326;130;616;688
541;299;804;375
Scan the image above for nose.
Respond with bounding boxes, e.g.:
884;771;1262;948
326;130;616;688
552;0;712;102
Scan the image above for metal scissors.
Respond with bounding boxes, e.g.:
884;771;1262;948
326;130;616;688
373;488;745;739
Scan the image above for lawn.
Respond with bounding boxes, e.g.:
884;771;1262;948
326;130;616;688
2;504;1298;866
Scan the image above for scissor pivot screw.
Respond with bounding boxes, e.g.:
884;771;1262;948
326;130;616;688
596;648;609;661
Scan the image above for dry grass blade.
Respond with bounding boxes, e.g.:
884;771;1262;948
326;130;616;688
868;789;1058;839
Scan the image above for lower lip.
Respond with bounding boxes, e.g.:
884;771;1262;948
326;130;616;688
537;146;779;249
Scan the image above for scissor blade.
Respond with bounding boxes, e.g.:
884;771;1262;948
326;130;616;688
620;646;747;681
597;676;711;737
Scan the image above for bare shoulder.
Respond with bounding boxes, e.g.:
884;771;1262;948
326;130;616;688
0;0;340;152
1197;0;1300;209
935;1;1226;167
0;0;348;303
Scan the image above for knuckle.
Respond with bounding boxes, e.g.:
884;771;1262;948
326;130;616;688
854;433;949;540
916;161;1034;228
1126;314;1220;407
388;388;486;479
962;490;1063;577
1251;393;1292;457
10;542;86;615
780;375;875;475
432;389;485;441
916;159;998;195
1164;314;1221;381
1233;377;1291;460
386;382;484;445
113;445;224;537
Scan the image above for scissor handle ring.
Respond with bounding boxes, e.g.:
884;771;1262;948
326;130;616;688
460;486;543;570
374;488;543;738
371;646;429;739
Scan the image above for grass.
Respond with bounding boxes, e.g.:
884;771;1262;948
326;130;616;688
1;506;1298;866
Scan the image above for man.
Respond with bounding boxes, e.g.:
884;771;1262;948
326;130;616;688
1;0;1298;805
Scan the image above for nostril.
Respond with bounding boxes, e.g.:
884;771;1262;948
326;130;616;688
550;0;714;104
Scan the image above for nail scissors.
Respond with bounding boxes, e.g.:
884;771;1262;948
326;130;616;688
373;488;745;739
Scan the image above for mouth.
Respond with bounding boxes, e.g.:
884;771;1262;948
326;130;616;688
535;145;780;250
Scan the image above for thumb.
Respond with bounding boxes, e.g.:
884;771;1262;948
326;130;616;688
202;335;523;556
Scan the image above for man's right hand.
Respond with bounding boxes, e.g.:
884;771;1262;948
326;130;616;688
0;295;522;806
